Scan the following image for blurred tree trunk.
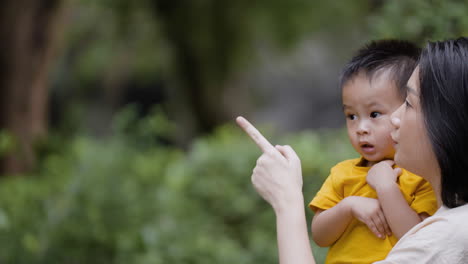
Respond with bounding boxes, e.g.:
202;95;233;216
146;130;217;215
151;0;241;146
0;0;64;175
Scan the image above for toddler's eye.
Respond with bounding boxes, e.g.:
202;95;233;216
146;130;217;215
347;114;356;120
370;112;381;118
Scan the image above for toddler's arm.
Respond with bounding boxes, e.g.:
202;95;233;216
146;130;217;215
312;196;391;246
367;161;426;239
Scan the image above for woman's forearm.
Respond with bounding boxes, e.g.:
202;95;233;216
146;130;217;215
275;195;316;264
235;117;314;263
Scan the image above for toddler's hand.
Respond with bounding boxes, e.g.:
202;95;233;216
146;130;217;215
345;196;392;239
367;160;402;191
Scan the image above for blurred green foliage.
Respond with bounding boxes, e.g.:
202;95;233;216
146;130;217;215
370;0;468;43
0;131;15;158
7;1;468;263
62;0;371;87
0;108;355;263
66;0;164;85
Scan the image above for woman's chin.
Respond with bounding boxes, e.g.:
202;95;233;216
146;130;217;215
395;154;421;177
394;154;405;168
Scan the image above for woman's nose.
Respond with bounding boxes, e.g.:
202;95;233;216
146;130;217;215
391;116;401;128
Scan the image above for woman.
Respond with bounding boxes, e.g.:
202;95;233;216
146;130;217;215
236;37;468;263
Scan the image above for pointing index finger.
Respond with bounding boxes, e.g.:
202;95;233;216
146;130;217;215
236;116;277;154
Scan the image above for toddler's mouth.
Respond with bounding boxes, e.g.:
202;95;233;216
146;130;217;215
360;143;375;154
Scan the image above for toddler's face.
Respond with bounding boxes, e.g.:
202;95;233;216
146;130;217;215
342;71;403;166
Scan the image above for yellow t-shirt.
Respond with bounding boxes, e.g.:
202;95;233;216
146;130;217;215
309;158;438;264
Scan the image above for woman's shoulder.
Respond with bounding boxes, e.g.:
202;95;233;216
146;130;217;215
379;205;468;263
438;203;468;231
411;204;468;237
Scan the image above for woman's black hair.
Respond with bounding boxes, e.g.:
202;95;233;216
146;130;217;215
340;39;420;99
419;37;468;208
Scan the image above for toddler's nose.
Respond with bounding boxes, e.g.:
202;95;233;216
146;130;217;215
357;120;370;135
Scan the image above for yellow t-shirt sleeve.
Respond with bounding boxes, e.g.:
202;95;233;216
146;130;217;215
410;180;438;216
309;163;345;212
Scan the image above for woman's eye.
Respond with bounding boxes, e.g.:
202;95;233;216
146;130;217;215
405;100;412;108
347;114;356;120
370;112;381;118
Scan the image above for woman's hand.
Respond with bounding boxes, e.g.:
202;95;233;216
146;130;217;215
236;116;303;213
345;196;392;239
367;160;402;191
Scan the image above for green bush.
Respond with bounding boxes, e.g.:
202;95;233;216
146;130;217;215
0;109;355;264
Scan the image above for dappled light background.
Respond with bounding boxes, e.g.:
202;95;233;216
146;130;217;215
0;0;467;263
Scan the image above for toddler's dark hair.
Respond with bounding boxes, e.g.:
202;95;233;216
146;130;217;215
340;40;421;99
